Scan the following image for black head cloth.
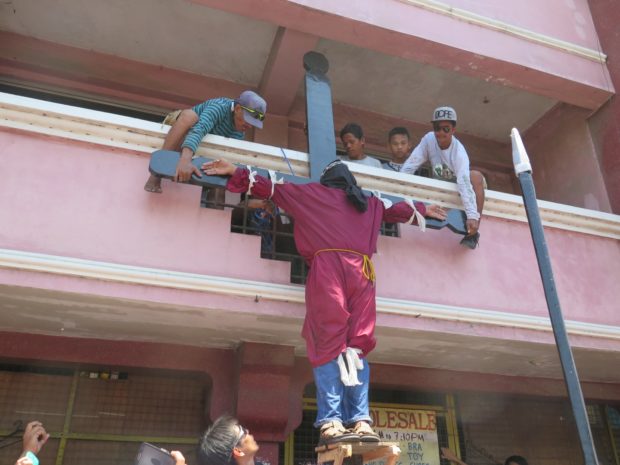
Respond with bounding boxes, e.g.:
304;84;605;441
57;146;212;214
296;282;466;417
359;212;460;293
319;159;368;212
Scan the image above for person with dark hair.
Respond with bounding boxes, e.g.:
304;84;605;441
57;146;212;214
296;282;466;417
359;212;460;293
505;455;529;465
144;90;267;194
202;158;447;445
441;447;529;465
339;123;383;169
197;415;258;465
383;127;412;172
401;106;486;249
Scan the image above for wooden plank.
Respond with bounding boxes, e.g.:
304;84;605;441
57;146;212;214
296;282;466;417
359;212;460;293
362;444;400;462
316;444;352;465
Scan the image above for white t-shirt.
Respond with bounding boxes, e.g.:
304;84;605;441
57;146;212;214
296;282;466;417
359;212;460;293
339;155;383;169
382;161;403;172
401;132;479;220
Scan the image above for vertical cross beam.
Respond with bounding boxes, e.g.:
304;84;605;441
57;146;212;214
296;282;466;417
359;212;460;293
303;51;337;181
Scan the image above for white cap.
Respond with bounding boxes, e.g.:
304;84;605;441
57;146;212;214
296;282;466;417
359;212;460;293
432;106;457;123
237;90;267;129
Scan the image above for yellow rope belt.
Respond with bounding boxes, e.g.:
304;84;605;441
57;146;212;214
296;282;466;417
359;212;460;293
314;248;376;283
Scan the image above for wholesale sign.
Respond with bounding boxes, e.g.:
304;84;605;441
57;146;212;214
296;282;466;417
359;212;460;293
369;407;440;465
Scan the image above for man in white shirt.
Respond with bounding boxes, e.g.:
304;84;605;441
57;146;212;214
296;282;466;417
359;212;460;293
401;107;486;249
339;123;383;169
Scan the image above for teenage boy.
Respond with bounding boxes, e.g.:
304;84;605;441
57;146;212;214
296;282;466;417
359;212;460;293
339;123;382;169
401;106;485;249
382;127;412;172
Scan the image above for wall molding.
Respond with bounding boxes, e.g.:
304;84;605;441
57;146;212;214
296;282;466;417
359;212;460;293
400;0;607;63
1;248;619;341
1;92;620;239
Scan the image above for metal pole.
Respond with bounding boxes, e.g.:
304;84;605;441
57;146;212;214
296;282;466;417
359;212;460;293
510;128;599;465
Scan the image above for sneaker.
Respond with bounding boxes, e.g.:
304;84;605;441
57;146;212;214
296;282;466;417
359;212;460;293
460;232;480;249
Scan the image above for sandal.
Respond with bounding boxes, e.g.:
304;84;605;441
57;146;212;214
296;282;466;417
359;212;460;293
350;421;380;442
319;420;359;445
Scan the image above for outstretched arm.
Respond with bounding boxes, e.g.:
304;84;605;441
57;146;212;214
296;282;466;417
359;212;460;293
441;447;468;465
202;159;237;177
202;159;303;218
382;201;447;224
203;159;272;199
401;139;428;174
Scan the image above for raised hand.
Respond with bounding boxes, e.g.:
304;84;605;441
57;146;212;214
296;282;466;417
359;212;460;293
425;204;448;221
22;421;49;455
466;218;480;235
174;156;202;182
171;451;186;465
440;447;467;464
202;159;236;176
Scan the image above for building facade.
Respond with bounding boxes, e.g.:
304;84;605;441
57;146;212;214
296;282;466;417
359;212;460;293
0;1;619;464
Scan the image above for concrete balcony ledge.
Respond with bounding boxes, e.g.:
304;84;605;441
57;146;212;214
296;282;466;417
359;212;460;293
2;247;619;342
1;91;620;240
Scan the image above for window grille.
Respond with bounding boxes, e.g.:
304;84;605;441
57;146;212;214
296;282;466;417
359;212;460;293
202;188;400;285
0;365;204;465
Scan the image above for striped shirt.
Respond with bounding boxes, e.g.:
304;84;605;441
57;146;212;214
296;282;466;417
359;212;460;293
181;98;244;153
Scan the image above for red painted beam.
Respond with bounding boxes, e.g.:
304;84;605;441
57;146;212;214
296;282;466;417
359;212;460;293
259;27;319;115
0;31;248;111
372;363;620;401
1;330;617;415
587;0;620;213
0;330;237;418
190;0;613;110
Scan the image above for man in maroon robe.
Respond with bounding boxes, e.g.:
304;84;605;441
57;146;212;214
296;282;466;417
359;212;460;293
203;158;447;444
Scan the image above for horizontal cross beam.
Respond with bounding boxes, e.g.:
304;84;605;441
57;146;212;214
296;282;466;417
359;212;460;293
149;150;467;234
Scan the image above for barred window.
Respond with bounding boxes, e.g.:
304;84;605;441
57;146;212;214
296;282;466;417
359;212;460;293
0;365;206;465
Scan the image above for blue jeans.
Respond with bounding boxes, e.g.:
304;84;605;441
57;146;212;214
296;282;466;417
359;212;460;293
313;357;372;428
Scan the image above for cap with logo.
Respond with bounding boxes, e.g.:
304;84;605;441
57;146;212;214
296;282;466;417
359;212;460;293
237;90;267;129
432;106;457;123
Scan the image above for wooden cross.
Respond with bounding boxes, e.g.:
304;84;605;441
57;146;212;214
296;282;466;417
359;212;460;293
149;52;467;235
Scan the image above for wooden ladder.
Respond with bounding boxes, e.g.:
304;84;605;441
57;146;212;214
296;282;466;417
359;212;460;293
315;442;401;465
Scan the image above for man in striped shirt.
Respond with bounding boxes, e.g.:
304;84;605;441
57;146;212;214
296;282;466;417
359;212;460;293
144;90;267;193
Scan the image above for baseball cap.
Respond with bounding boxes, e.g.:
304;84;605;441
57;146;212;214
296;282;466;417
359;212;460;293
432;106;457;123
237;90;267;129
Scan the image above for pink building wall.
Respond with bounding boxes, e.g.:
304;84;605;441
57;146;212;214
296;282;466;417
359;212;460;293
262;0;613;108
524;103;612;212
430;0;601;48
586;0;620;213
2;127;619;331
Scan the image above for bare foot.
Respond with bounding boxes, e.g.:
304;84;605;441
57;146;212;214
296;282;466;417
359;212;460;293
144;174;163;193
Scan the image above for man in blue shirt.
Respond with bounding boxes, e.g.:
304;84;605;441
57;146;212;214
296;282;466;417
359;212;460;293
144;90;267;193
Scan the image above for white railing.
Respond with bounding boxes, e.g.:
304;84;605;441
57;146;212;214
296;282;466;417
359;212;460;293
1;92;619;240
